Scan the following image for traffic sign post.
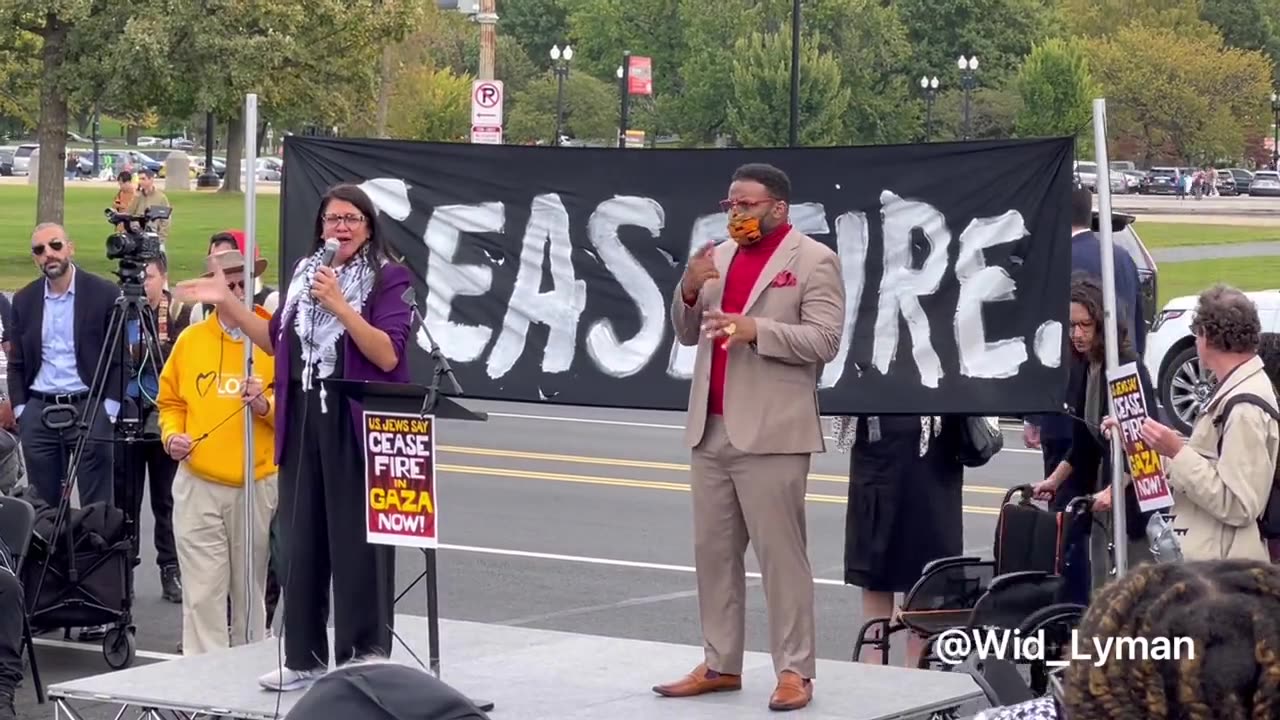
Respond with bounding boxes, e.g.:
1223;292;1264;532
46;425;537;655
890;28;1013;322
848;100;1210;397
471;79;504;144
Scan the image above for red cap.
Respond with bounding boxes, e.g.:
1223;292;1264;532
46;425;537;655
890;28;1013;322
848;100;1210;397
222;229;261;259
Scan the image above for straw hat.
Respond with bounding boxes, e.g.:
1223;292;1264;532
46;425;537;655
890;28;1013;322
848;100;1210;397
203;249;268;278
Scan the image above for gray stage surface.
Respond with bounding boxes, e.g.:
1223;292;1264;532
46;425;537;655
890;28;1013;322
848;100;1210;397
48;615;985;719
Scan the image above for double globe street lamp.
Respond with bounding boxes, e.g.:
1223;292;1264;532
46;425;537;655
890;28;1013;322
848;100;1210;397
919;75;939;142
551;44;573;146
957;55;979;140
1271;91;1279;170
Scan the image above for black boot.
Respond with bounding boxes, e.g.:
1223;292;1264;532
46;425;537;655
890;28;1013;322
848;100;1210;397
161;565;182;603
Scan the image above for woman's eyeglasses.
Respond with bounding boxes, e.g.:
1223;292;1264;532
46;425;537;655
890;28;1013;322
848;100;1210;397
31;240;65;256
322;213;365;227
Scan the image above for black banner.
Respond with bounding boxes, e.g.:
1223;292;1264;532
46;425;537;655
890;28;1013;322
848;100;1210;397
280;137;1074;415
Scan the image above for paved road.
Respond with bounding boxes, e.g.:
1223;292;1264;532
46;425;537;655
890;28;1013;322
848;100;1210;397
1151;240;1280;263
12;400;1046;719
1107;193;1280;219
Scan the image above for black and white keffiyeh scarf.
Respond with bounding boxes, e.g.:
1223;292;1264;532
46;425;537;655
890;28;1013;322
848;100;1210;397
281;246;382;402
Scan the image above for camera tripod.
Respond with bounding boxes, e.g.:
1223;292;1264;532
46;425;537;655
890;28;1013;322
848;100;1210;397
29;268;165;669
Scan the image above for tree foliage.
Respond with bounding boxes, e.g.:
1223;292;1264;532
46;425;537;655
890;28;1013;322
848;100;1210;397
1059;0;1212;38
386;66;472;142
1087;24;1275;164
726;30;850;148
895;0;1057;87
1014;38;1097;147
505;71;617;143
498;0;569;71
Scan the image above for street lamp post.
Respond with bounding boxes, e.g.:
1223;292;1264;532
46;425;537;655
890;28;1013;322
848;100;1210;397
957;55;979;140
550;44;573;146
197;111;219;188
788;0;801;147
919;75;939;142
1271;91;1279;171
616;59;631;149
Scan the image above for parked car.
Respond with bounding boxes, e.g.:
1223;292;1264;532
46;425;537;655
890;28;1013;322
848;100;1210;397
1097;210;1159;328
11;144;37;175
1145;290;1280;435
0;146;13;176
1215;172;1239;196
1224;168;1254;189
1249;171;1280;197
1140;167;1181;195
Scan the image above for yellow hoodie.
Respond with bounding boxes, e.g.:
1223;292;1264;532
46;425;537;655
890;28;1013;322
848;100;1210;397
157;308;277;486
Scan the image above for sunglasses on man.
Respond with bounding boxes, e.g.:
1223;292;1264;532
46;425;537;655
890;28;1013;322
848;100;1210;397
31;240;65;256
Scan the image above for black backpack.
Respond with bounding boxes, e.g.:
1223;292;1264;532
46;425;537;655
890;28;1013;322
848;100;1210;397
1213;393;1280;539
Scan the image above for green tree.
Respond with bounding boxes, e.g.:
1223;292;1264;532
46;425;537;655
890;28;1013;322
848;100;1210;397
895;0;1057;88
498;0;569;70
506;71;617;143
0;30;39;129
386;66;472;141
1087;24;1274;164
666;0;754;144
726;30;850;147
1014;38;1097;147
1060;0;1212;38
1201;0;1280;82
932;85;1023;140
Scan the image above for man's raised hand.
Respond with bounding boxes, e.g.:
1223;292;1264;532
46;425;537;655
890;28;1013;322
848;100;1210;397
681;243;720;303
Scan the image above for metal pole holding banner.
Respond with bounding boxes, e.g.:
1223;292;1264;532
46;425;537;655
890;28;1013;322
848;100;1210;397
1092;98;1128;577
242;92;259;644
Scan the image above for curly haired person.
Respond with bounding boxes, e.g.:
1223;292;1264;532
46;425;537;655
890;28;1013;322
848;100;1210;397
1120;284;1279;562
977;559;1280;720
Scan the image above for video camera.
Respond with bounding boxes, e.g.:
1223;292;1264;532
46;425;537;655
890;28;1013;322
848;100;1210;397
104;206;169;286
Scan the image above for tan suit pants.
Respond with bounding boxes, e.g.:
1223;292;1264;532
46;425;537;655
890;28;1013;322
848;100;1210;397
173;464;278;655
692;416;816;678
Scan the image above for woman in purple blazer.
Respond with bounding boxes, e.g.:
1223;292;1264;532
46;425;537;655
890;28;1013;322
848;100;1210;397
177;183;413;693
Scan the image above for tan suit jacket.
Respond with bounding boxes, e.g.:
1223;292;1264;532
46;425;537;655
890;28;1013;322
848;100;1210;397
1167;355;1280;561
671;229;844;455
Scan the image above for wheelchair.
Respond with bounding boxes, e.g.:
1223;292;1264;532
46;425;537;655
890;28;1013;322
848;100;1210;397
852;485;1094;696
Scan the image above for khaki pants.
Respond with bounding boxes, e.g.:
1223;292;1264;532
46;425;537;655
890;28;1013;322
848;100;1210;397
691;416;816;678
173;464;278;655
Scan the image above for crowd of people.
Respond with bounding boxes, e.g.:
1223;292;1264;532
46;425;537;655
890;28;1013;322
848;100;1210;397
0;183;418;716
0;166;1274;719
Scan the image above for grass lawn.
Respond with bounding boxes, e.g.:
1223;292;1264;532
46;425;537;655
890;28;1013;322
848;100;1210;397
0;185;280;291
1157;256;1280;306
1137;222;1280;249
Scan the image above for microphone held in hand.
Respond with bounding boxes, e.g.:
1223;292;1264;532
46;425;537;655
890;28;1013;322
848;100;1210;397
320;238;340;268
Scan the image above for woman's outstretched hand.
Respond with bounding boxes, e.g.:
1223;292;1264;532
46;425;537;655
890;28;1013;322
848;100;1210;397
173;263;232;306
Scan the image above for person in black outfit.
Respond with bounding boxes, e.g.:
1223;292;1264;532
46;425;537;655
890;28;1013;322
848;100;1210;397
0;538;22;720
1034;273;1155;594
1023;186;1146;511
7;223;122;508
832;414;965;667
113;254;190;603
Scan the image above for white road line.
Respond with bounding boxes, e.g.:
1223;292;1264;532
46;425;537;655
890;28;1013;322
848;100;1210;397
438;543;849;587
33;636;179;661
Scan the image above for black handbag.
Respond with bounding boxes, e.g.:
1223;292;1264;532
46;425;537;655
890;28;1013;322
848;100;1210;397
952;416;1004;467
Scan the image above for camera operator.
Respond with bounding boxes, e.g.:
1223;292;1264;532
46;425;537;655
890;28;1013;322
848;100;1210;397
7;223;121;508
125;169;170;248
113;252;191;604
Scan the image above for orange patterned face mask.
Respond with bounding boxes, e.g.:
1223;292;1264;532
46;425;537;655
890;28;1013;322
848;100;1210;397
728;212;762;246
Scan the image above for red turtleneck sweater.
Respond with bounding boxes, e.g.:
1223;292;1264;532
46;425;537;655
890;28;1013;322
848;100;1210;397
705;222;790;416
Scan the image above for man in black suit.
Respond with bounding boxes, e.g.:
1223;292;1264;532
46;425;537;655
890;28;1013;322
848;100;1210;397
8;223;122;508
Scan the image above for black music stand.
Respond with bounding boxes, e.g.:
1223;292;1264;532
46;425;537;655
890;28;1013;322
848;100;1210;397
321;377;494;713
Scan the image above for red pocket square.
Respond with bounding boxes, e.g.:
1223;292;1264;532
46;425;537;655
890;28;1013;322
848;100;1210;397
771;271;797;288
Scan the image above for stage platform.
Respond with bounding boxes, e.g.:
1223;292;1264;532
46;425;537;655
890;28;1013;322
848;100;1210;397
47;615;986;719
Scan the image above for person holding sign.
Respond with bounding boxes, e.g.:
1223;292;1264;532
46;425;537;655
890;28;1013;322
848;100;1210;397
1033;274;1155;591
1110;285;1280;562
175;184;414;693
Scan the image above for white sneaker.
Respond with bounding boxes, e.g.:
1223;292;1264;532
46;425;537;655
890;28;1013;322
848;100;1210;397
257;666;321;692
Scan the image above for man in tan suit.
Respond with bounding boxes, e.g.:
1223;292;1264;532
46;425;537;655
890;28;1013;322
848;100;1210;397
653;163;844;711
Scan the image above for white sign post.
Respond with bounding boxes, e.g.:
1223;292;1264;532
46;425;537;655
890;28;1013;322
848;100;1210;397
471;79;504;144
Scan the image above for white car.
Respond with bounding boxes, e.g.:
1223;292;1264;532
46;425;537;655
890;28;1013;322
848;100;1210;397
1144;290;1280;434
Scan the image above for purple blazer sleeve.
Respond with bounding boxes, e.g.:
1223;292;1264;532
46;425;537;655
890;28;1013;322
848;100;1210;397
368;263;413;369
268;306;282;354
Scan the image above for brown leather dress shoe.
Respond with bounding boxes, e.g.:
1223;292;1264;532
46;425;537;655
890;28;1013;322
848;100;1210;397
652;663;742;697
768;671;813;711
